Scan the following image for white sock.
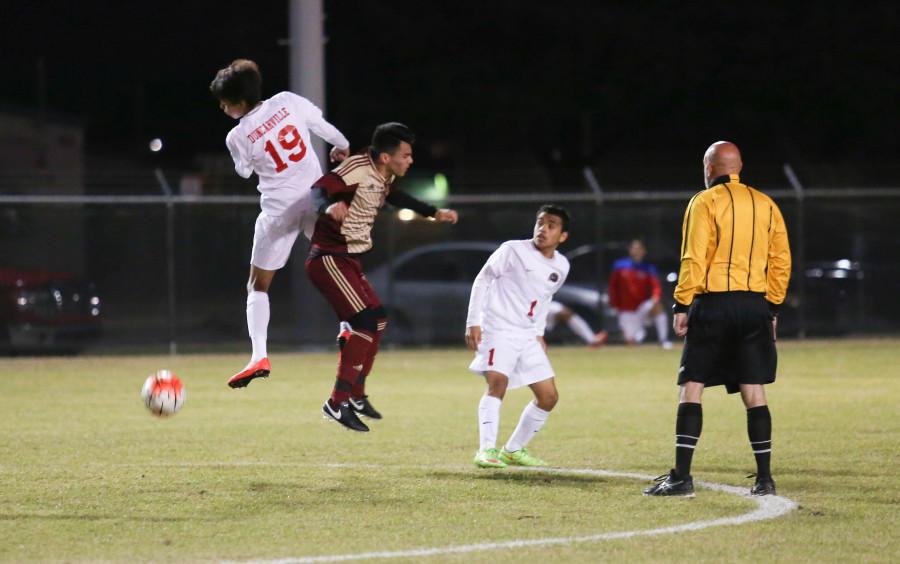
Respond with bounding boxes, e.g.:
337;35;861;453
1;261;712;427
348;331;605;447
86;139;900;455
478;395;502;451
505;401;551;452
566;313;595;343
247;291;270;362
339;321;352;333
654;312;669;342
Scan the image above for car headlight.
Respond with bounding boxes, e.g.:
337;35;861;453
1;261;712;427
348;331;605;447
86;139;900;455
15;290;40;310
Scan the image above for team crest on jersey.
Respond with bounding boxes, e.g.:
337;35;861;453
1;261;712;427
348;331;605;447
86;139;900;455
549;273;559;282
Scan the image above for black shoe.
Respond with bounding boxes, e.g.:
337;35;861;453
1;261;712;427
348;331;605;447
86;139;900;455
349;395;382;419
643;469;695;497
322;400;369;432
750;475;776;496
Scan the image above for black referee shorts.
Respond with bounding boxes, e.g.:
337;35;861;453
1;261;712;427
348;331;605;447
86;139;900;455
678;292;777;394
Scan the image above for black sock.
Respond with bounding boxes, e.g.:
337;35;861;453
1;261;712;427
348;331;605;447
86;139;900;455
747;405;772;479
675;402;702;478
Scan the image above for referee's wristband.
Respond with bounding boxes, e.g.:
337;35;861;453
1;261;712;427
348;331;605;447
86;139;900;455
672;302;690;314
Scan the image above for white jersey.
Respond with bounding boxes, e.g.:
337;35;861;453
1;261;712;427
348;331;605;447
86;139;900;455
225;91;349;217
466;240;570;336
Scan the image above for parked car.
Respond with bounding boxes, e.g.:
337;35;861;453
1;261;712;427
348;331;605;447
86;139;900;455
366;242;607;345
366;240;864;345
0;269;102;354
778;259;864;336
564;245;865;337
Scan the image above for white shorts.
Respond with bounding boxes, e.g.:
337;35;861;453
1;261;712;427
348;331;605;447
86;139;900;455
543;301;565;332
617;299;656;342
468;331;555;390
250;209;317;271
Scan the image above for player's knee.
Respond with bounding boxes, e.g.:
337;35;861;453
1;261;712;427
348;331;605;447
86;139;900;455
740;384;767;408
348;307;379;333
537;390;558;411
557;308;572;322
679;382;704;403
485;374;507;398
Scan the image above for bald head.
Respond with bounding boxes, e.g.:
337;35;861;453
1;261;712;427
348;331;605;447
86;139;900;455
703;141;743;187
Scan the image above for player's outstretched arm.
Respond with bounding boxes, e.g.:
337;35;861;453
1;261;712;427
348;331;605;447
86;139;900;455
294;94;350;158
385;189;444;220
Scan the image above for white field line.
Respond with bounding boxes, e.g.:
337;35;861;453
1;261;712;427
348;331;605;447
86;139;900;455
219;464;797;564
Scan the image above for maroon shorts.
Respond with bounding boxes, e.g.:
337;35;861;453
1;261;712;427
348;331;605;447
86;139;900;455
305;254;381;321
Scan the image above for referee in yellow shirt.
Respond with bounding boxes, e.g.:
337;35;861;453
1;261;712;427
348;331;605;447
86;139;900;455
644;141;791;497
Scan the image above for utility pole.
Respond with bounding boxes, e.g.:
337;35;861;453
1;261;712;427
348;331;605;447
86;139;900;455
288;0;332;345
288;0;326;164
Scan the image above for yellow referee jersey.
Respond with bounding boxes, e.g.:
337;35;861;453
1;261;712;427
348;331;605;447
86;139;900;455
673;173;791;311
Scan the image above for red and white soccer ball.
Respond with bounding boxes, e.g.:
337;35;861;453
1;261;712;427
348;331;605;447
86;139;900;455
141;370;186;417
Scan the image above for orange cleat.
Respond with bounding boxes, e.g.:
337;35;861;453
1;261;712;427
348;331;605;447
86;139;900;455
227;357;271;389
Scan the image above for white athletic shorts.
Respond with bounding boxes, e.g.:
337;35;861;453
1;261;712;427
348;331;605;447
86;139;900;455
250;209;317;271
543;301;565;332
617;299;655;342
468;331;555;389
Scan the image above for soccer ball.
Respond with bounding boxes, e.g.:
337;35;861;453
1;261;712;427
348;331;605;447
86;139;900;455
141;370;186;416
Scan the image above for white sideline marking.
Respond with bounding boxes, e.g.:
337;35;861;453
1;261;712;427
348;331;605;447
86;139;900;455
221;465;797;564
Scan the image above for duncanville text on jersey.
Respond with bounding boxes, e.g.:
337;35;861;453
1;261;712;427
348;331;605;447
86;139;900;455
246;107;291;144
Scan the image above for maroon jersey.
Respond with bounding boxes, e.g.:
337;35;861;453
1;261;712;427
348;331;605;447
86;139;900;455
309;152;437;256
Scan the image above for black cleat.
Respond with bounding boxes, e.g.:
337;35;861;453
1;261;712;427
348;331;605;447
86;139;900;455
643;469;695;497
349;395;382;419
750;475;776;496
322;400;369;432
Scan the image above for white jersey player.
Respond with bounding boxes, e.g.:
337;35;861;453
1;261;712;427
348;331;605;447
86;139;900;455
210;59;350;388
465;205;571;469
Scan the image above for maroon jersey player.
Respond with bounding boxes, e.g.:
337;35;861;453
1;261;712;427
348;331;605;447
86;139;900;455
306;122;458;431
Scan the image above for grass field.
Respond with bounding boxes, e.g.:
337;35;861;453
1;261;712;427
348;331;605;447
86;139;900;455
1;338;899;563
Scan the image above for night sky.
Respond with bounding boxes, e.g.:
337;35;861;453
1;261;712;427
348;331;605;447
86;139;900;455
2;1;897;174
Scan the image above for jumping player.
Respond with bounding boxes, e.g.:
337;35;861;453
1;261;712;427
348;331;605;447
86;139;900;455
210;59;350;388
306;122;458;432
465;205;571;468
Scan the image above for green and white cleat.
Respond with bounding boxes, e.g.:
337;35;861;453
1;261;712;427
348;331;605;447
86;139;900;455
499;447;547;467
473;448;507;469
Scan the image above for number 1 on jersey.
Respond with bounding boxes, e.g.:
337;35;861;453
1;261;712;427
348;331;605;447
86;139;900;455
527;300;538;317
263;124;308;173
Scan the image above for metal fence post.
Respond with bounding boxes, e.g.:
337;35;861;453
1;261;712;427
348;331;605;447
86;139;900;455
583;166;606;322
155;168;178;355
783;163;806;339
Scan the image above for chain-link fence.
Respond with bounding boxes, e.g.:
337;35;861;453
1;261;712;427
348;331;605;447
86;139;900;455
1;180;898;354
